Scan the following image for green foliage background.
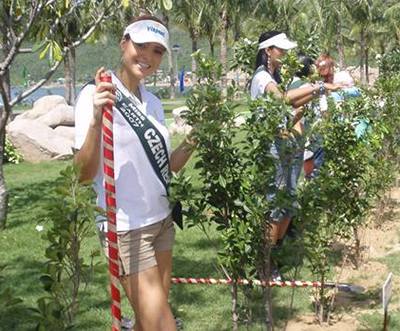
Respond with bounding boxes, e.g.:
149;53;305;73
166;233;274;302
10;27;210;86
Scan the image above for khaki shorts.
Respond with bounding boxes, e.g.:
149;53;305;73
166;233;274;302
98;214;175;276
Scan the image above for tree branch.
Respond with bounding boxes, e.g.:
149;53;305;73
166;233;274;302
10;59;62;107
46;2;80;43
0;0;57;74
18;48;33;54
71;3;120;49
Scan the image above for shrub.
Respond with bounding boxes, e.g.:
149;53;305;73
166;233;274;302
379;48;400;76
30;165;102;330
5;136;23;164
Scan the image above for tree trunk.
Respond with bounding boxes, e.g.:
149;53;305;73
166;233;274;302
231;281;239;331
359;27;366;84
233;15;241;42
160;12;176;99
337;19;345;69
64;47;76;105
263;247;274;331
260;223;273;330
208;38;215;58
353;226;361;268
191;37;198;85
168;51;176;99
0;69;11;230
220;8;229;96
365;46;369;85
0;128;8;230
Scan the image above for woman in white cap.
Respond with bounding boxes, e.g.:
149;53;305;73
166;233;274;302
74;15;195;331
250;31;342;271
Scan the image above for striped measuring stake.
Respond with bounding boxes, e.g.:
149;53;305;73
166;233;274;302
171;277;364;293
101;72;121;331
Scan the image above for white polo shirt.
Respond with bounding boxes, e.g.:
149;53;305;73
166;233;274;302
250;69;276;99
74;73;172;231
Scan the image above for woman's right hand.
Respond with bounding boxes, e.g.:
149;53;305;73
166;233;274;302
91;67;116;127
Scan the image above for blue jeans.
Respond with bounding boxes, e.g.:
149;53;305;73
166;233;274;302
267;137;303;222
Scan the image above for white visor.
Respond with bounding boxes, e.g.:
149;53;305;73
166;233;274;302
258;33;297;50
124;20;170;53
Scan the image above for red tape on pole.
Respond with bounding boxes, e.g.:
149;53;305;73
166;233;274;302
101;72;121;331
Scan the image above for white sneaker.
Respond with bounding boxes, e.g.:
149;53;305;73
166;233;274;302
121;316;134;330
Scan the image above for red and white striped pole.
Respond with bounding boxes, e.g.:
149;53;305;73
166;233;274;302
101;72;121;331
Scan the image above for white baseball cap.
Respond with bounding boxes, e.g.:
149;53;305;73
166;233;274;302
124;20;170;53
258;33;297;50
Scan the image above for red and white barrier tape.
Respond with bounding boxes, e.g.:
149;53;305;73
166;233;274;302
171;277;359;290
101;72;121;331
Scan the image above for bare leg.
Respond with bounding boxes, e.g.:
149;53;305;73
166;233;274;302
120;265;176;331
269;223;279;245
155;250;173;298
278;217;291;240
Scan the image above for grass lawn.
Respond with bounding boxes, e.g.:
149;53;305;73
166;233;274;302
1;154;399;330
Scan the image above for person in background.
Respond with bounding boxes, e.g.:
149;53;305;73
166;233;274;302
250;32;342;279
304;54;362;178
74;15;196;331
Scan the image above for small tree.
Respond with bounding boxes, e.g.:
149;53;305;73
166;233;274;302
171;50;299;330
30;165;102;330
0;0;115;229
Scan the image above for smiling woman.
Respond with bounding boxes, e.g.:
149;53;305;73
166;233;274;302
73;14;197;331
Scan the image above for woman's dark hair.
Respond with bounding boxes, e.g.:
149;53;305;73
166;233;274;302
296;54;314;78
254;30;282;83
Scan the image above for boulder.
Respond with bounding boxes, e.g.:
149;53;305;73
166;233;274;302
7;119;73;162
53;126;75;142
172;106;188;126
18;95;67;120
169;106;192;135
36;104;74;128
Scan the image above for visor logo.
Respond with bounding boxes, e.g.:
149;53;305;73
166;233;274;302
147;25;165;37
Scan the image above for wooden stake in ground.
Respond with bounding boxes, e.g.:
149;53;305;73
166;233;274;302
101;72;121;331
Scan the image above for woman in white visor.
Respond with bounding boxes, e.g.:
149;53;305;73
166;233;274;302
74;15;196;331
250;31;342;277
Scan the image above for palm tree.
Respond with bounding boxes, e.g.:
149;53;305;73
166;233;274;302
381;1;400;50
344;0;375;84
173;0;204;84
200;5;220;57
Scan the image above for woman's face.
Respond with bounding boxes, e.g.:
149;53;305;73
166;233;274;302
120;38;166;81
317;61;334;77
266;47;286;68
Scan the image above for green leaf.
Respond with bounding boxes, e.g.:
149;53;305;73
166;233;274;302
162;0;173;10
51;42;63;62
121;0;130;8
39;44;50;60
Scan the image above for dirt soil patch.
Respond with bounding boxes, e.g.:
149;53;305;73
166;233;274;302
285;187;400;331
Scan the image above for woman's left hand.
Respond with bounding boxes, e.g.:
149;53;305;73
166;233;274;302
325;82;345;92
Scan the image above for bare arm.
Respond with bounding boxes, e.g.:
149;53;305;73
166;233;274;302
264;81;342;108
74;68;116;182
170;136;196;173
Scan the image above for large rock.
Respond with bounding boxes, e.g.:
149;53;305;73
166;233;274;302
8;119;73;162
18;95;67;120
53;126;75;142
169;106;192;135
36;104;74;128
